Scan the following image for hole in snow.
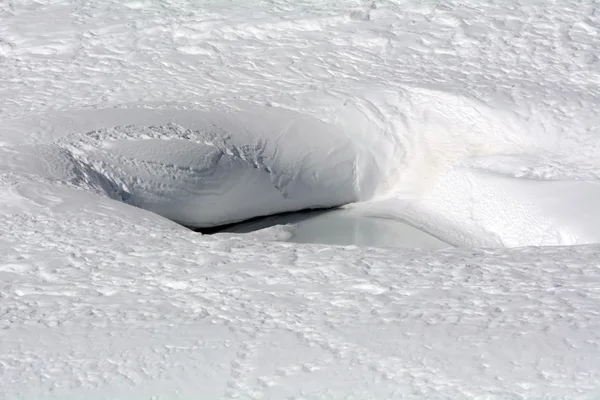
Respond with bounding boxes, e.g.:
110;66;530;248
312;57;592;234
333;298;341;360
195;207;451;250
31;103;600;249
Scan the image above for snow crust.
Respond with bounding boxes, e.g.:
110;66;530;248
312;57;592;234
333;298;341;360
2;0;600;398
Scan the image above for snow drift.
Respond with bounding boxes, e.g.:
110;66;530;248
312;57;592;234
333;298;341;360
61;108;370;228
2;105;381;228
3;89;600;248
3;0;600;398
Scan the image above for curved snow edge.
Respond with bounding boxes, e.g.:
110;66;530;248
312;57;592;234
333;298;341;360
9;106;384;228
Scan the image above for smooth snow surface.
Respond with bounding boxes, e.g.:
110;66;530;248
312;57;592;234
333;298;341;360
216;208;451;250
2;0;600;398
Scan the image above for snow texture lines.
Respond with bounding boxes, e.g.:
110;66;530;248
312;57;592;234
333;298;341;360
2;0;600;399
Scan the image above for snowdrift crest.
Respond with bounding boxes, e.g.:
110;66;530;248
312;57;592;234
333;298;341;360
50;106;367;228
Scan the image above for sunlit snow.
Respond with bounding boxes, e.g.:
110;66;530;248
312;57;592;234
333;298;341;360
1;0;600;399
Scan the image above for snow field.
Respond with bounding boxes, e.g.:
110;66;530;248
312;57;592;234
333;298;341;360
1;183;599;399
3;86;599;247
1;0;600;398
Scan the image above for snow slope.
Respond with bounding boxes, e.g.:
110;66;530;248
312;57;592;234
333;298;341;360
2;189;600;399
1;0;600;398
1;106;370;227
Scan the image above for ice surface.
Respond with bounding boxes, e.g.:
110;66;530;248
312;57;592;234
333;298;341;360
217;208;451;250
1;0;600;398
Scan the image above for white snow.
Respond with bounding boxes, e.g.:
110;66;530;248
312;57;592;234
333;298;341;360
25;106;367;227
1;0;600;398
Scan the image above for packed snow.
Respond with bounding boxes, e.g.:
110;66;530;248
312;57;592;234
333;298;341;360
1;0;600;399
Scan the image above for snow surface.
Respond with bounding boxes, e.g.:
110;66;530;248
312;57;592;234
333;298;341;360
1;0;600;398
216;207;451;250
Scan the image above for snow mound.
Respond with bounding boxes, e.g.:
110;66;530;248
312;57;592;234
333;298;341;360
394;165;600;247
39;106;376;228
333;87;600;247
3;90;600;248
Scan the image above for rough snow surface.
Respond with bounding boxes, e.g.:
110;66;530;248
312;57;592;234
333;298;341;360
13;106;368;228
1;0;600;398
2;187;600;399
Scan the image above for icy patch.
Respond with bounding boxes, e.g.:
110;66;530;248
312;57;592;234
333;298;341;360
215;207;451;250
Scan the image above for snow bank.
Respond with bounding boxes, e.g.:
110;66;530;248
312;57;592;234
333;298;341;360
3;91;600;248
333;87;600;247
394;165;600;247
2;106;379;228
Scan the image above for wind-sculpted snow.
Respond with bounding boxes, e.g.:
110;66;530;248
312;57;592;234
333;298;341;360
0;185;599;399
4;90;600;247
48;107;370;228
2;0;600;398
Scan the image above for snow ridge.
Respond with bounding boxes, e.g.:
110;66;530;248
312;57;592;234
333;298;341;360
27;107;367;228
